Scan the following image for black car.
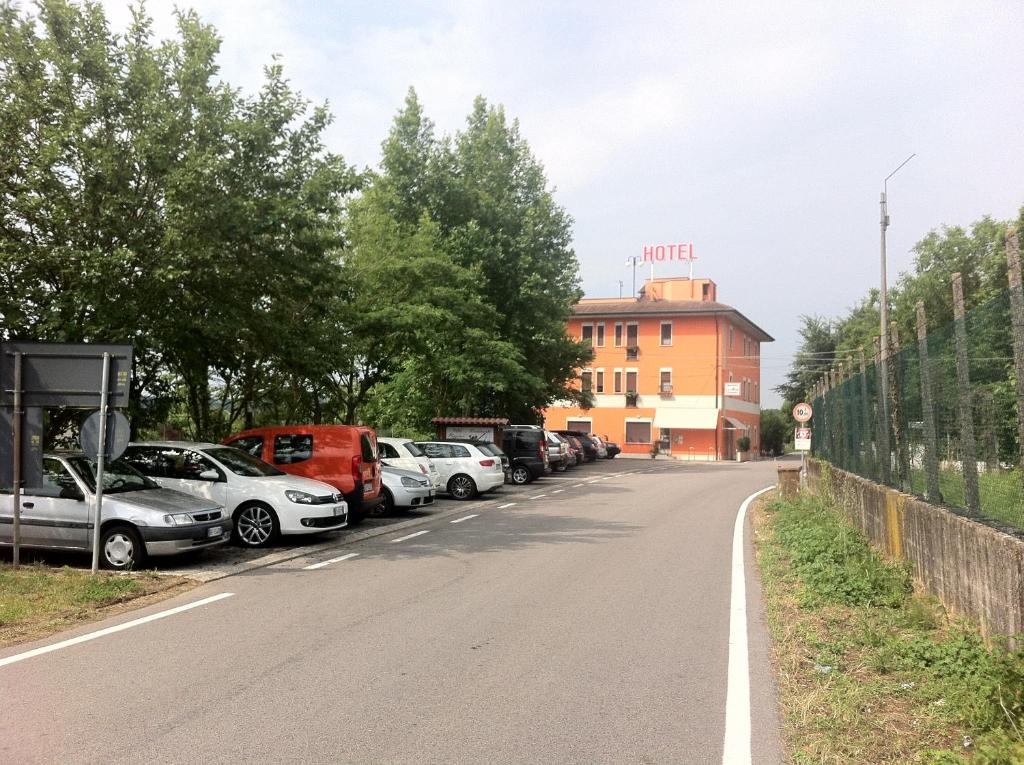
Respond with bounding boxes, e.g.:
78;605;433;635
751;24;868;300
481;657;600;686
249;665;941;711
602;438;621;459
557;430;598;462
500;429;549;484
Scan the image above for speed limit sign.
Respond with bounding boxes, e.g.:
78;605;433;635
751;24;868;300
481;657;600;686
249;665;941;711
792;402;813;423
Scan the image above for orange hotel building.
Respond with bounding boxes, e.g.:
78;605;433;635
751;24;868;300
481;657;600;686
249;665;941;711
544;276;773;460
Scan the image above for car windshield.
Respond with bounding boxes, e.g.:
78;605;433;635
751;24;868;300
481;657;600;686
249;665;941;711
203;446;284;477
66;456;159;494
402;441;425;458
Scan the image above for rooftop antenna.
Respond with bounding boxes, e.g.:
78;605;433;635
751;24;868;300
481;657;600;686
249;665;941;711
617;280;623;298
625;255;642;298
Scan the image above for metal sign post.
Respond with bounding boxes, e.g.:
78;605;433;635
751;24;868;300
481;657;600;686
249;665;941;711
792;402;814;487
90;353;111;574
11;352;22;567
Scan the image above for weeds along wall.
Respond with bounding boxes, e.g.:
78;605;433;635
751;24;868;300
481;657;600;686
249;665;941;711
806;459;1024;645
810;239;1024;533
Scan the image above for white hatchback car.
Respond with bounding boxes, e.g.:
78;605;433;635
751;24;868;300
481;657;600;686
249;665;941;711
377;437;442;490
123;442;348;548
414;441;506;500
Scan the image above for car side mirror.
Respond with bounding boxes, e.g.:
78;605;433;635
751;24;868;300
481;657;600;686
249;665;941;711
380;460;390;467
59;485;85;501
199;469;220;482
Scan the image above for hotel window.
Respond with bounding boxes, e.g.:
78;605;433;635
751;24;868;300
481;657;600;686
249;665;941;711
660;369;672;394
626;323;638;347
754;382;759;403
613;369;622;394
614;323;623;347
596;323;605;347
728;326;734;351
625;421;652;444
596;369;605;394
581;324;593;345
581;369;592;392
660;321;672;346
567;419;591;433
625;370;638;393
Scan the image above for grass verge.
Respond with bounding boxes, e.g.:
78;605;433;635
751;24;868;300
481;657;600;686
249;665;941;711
0;564;195;648
753;491;1024;764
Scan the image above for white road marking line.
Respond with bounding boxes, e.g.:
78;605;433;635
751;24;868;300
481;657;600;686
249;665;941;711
498;502;517;509
304;552;359;570
552;489;564;494
0;592;235;669
573;483;585;487
600;476;614;480
450;514;479;524
529;493;547;499
586;480;602;484
390;530;430;543
722;485;775;765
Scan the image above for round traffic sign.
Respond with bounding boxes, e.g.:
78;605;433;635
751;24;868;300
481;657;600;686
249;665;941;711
792;402;813;423
81;410;131;461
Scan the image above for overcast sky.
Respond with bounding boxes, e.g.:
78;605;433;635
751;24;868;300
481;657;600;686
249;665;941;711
99;0;1024;407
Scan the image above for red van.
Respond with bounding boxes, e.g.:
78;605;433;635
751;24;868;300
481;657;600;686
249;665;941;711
224;425;383;524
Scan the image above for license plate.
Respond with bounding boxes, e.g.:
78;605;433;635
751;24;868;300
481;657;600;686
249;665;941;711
363;481;373;493
428;490;435;498
207;526;222;539
333;505;345;516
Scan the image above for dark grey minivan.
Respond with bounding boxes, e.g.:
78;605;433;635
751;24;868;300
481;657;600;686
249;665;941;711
0;453;230;570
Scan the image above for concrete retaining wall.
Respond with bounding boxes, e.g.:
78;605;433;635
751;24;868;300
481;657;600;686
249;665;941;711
806;459;1024;642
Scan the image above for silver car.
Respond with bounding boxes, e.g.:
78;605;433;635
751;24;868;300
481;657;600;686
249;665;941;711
0;453;230;570
377;465;435;515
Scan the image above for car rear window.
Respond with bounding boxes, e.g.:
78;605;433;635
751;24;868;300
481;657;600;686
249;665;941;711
360;434;377;462
402;441;424;458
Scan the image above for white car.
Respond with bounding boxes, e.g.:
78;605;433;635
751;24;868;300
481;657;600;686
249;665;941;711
377;437;442;490
123;442;348;548
379;465;435;514
414;441;506;500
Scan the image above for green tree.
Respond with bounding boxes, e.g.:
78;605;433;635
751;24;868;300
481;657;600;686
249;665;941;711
760;409;788;456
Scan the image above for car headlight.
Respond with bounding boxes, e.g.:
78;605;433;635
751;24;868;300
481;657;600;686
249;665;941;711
285;490;316;504
400;476;422;487
163;513;195;526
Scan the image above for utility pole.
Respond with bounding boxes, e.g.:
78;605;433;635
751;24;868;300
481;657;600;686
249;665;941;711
879;153;915;430
617;280;624;298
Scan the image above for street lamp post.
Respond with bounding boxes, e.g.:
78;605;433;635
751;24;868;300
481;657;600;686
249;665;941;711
879;154;915;447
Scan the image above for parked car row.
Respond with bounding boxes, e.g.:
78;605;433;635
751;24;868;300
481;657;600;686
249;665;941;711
0;423;619;570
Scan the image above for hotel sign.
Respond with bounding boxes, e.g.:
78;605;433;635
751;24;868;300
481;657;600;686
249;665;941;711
642;243;696;263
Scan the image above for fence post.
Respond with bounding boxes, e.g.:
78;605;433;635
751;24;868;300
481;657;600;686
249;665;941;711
859;350;874;478
889;324;911;491
1006;228;1024;485
844;356;858;472
874;337;891;484
916;301;942;503
952;272;982;514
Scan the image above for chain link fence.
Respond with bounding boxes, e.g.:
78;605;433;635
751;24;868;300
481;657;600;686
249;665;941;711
811;234;1024;533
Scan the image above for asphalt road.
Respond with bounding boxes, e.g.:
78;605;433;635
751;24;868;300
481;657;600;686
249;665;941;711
0;458;784;764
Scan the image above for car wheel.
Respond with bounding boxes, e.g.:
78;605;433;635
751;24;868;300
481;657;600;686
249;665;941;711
234;503;279;547
510;466;532;485
370;489;393;517
100;524;145;571
448;474;477;500
556;461;568;473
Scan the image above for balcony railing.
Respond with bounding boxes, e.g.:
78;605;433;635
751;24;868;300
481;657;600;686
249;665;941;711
625;345;639;360
660;384;673;397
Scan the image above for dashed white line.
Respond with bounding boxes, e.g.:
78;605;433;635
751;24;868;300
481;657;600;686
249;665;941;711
450;514;479;524
529;493;547;499
498;502;517;509
586;480;602;484
391;530;430;543
601;476;614;480
304;552;359;570
0;592;235;669
552;489;564;494
722;485;775;765
573;483;585;487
